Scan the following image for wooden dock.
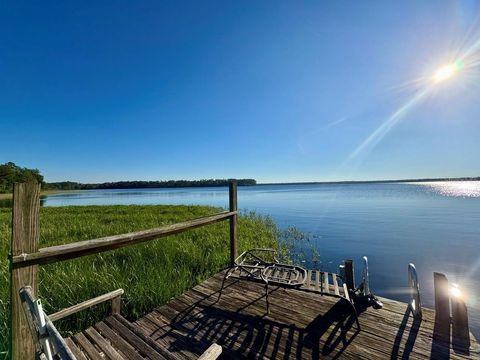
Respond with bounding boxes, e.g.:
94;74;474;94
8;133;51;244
66;270;479;359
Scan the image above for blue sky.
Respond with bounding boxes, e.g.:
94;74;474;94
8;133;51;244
1;1;480;183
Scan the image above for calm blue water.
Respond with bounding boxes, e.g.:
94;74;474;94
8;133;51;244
42;182;480;336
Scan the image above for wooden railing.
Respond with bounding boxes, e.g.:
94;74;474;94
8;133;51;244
11;210;237;269
9;181;239;360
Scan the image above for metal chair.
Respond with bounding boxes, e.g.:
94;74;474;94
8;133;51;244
225;248;361;329
19;286;76;360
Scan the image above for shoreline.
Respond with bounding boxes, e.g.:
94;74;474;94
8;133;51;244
0;190;78;200
0;177;479;199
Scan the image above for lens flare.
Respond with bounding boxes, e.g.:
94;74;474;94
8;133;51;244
345;88;429;163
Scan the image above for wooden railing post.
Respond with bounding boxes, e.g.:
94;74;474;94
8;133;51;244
229;180;238;267
344;259;355;292
10;182;41;360
451;283;470;352
433;272;450;324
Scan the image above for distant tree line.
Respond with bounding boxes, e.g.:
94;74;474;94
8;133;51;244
44;178;257;190
0;162;256;192
0;162;44;193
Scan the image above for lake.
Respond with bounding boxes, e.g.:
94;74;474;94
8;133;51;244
11;181;480;336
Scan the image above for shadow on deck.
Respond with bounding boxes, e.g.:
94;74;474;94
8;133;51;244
69;270;480;359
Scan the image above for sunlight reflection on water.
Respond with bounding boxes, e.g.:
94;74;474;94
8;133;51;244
417;181;480;197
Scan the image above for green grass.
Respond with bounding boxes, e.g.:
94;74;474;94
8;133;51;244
0;205;279;356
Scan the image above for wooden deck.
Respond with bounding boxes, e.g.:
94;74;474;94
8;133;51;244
67;270;480;359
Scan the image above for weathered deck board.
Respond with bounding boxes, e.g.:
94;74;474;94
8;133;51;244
68;270;480;359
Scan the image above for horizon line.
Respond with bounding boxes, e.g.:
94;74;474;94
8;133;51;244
45;175;480;186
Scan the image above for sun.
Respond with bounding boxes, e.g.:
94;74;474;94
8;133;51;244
433;60;463;83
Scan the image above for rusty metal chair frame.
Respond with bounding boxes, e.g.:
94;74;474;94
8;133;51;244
224;248;360;330
227;248;307;287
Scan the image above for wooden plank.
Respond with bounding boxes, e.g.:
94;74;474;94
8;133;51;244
314;270;320;291
142;310;241;360
10;182;40;360
323;272;330;294
104;316;165;360
139;312;205;360
73;332;104;360
84;327;126;360
332;274;340;295
135;316;200;360
12;210;237;268
94;321;144;360
113;314;181;359
229;181;238;266
50;289;124;322
155;297;267;358
64;338;88;360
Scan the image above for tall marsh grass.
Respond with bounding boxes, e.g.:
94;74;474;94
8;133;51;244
0;205;279;356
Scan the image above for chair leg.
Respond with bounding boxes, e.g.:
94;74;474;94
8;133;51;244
218;268;233;302
225;266;236;279
350;302;361;330
341;297;360;331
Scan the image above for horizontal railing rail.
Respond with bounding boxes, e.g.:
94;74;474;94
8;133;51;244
11;210;237;269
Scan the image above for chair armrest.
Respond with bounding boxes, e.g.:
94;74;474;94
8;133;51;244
49;288;124;322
